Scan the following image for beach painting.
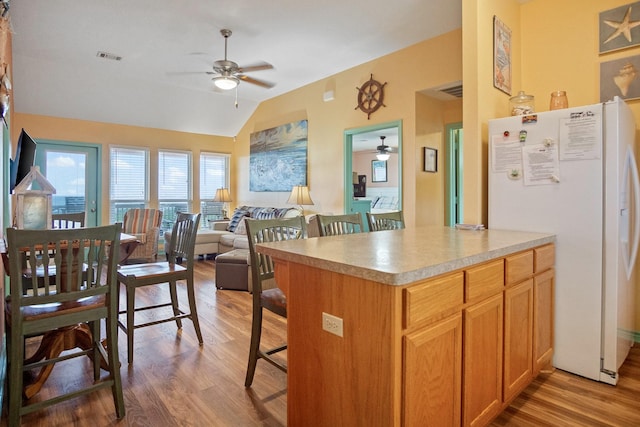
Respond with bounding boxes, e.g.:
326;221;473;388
250;120;308;192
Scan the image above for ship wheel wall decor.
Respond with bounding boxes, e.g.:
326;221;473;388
355;74;387;119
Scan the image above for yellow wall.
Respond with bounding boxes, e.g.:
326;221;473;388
12;114;233;224
415;94;461;226
463;0;522;225
233;30;463;226
470;0;640;333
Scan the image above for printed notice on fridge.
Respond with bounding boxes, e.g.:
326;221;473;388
558;109;601;160
522;143;560;186
491;136;522;172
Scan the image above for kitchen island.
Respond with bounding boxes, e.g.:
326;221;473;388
256;226;555;427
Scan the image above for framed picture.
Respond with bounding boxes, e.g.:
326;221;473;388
600;54;640;101
371;160;387;182
424;147;437;173
493;16;512;95
599;2;640;54
249;119;308;191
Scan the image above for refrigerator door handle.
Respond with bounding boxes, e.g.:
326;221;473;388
621;147;640;280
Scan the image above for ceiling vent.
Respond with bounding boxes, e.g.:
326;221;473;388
96;51;122;61
439;84;463;98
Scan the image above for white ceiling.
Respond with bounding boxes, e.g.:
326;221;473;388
9;0;461;137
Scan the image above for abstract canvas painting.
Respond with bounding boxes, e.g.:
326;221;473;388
250;120;308;192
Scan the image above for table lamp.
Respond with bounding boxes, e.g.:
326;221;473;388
287;185;314;216
213;188;232;219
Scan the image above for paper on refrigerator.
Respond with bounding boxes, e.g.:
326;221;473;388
522;143;560;185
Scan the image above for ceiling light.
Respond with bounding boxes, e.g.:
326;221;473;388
376;152;390;161
213;76;239;90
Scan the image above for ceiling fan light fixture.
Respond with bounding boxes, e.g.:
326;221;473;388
376;151;390;161
213;75;239;90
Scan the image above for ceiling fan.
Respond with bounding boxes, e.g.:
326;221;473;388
374;136;396;161
171;29;275;91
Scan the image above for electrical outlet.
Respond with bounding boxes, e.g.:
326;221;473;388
322;312;343;337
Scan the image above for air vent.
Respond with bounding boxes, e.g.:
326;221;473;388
440;84;463;98
96;51;122;61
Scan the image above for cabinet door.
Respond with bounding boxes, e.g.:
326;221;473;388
504;279;533;402
404;313;462;427
463;294;503;427
534;269;554;373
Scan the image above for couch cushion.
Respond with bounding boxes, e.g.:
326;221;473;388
219;233;237;248
164;228;230;245
232;237;250;250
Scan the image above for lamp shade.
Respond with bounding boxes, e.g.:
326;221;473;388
213;188;232;203
376;152;390;161
213;76;239;90
287;185;314;206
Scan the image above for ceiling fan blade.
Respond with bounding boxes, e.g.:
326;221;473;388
167;71;216;76
237;62;274;73
238;74;275;89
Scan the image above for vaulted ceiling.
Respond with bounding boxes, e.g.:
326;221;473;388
9;1;461;137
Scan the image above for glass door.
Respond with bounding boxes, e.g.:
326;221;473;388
35;141;100;227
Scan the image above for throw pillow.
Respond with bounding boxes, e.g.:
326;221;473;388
234;217;248;235
227;208;249;232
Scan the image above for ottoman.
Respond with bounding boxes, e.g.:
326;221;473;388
215;249;251;292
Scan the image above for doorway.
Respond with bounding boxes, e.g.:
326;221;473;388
35;140;101;227
445;122;463;226
343;120;402;219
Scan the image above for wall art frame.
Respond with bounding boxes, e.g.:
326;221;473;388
493;15;512;95
249;119;308;192
424;147;438;173
371;160;387;183
600;54;640;102
599;2;640;54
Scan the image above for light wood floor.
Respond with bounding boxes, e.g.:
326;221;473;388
3;259;640;426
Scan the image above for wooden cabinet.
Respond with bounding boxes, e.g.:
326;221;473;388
404;313;462;426
503;279;533;402
463;293;504;427
533;244;555;374
533;268;554;373
399;246;554;427
279;240;555;427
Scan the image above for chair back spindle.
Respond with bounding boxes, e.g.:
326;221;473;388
316;213;364;236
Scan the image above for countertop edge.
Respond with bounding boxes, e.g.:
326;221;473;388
257;233;555;286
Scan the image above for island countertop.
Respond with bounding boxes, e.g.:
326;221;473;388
255;226;555;286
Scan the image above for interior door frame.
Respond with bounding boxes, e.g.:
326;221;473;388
446;122;463;226
34;139;102;227
343;119;402;215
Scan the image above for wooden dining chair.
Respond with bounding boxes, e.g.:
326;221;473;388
5;224;125;425
366;211;405;231
244;216;307;387
117;212;202;363
316;212;365;236
52;211;86;229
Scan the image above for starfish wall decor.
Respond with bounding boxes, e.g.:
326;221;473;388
600;2;640;54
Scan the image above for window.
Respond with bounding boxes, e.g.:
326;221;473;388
200;152;229;226
158;150;192;233
110;146;148;223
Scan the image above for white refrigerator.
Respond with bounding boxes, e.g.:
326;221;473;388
488;97;639;384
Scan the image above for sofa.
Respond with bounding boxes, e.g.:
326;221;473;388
217;206;301;254
163;206;301;258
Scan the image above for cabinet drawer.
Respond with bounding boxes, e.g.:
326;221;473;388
465;259;504;303
505;251;533;285
404;272;464;328
534;244;555;273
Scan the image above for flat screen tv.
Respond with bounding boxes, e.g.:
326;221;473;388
10;128;37;193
